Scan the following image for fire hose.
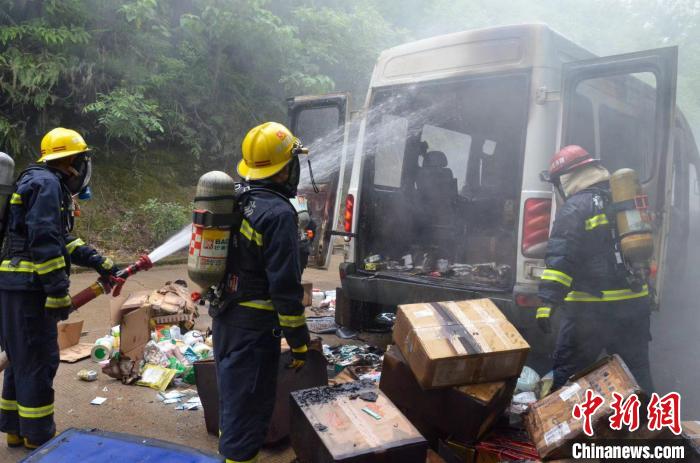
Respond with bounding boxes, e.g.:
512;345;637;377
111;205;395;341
0;255;154;372
71;254;153;308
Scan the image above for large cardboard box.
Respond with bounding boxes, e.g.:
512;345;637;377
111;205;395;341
524;355;643;460
392;299;529;389
290;381;427;463
380;345;515;444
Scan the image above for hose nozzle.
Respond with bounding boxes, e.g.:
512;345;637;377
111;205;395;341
117;254;153;279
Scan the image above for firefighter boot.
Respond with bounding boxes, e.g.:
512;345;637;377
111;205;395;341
6;433;22;447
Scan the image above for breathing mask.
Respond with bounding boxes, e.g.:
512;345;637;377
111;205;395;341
280;141;318;198
65;153;92;196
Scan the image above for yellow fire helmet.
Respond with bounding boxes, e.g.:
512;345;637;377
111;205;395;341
237;122;298;180
37;127;90;163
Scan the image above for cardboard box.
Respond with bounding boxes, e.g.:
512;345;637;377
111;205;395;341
290;381;427;463
524;355;643;460
302;281;313;307
57;320;93;363
195;339;328;444
393;299;529;388
119;306;151;362
380;345;515;444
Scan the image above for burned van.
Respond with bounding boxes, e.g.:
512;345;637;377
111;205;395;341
288;24;699;357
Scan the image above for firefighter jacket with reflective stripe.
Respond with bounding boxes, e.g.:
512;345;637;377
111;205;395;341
538;182;647;308
219;183;310;350
0;165;108;295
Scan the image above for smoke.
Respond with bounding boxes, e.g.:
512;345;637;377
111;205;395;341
650;205;700;418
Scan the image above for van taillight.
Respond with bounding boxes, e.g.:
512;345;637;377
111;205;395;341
522;198;551;258
344;194;354;234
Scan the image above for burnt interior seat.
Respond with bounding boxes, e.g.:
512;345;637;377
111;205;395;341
415;151;458;201
414;151;459;254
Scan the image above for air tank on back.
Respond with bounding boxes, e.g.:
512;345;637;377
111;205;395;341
187;171;237;289
609;168;654;268
0;152;15;232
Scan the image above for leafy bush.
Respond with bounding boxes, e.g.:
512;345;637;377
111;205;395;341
138;198;190;245
84;88;164;149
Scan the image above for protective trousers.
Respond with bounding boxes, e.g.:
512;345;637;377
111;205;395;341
0;290;59;444
213;315;280;462
552;297;653;393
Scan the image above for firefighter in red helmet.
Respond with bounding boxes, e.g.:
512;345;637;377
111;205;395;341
537;145;653;392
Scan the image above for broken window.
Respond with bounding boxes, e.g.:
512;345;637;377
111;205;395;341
359;73;530;289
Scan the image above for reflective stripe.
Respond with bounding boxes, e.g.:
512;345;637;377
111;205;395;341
225;453;258;463
541;269;573;287
278;313;306;328
291;344;308;354
0;260;36;273
101;257;114;270
535;307;551;319
45;294;71;309
9;193;22;205
0;399;17;411
0;257;66;275
34;256;66;275
66;238;86;254
239;299;274;311
240;219;263;247
565;285;649;302
585;213;609;230
18;403;54;419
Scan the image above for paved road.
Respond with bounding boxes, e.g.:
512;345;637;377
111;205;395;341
0;258;342;462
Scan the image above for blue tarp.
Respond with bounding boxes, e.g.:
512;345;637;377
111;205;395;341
21;428;222;462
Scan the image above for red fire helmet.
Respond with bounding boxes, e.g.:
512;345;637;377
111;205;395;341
546;145;597;181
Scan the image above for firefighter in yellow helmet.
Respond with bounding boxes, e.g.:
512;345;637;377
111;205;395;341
0;128;120;449
213;122;309;463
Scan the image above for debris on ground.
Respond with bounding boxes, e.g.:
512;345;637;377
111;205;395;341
77;369;98;382
306;289;337;333
93;281;210;392
90;397;107;405
322;344;383;381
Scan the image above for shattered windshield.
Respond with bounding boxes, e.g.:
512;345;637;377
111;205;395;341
359;73;530;289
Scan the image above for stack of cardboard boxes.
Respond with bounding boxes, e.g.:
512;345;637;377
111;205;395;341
380;299;530;454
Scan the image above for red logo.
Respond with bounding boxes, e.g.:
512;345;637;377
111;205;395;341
572;389;605;437
276;130;286;140
647;392;682;435
609;392;641;432
571;389;683;436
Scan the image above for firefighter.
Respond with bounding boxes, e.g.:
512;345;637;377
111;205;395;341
536;145;653;392
213;122;309;463
297;208;316;273
0;128;120;449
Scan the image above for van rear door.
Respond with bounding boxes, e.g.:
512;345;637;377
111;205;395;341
287;93;351;268
558;46;678;306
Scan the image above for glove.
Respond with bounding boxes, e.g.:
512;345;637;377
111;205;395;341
536;306;554;334
288;344;308;370
96;257;121;279
45;291;74;321
99;275;127;297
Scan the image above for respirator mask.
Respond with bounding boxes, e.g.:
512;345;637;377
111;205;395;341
65;153;92;198
281;141;317;198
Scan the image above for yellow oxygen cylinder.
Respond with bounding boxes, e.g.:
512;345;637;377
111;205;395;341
609;168;654;268
188;171;237;289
